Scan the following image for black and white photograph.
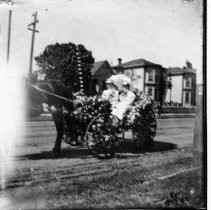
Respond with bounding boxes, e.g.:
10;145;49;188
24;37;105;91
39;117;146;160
0;0;206;209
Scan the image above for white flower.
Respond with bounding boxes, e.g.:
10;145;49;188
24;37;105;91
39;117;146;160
104;135;110;141
50;106;57;112
88;142;94;147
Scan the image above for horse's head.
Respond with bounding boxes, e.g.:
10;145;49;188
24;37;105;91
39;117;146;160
26;81;75;111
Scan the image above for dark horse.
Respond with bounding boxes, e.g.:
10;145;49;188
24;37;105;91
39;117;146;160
26;81;75;153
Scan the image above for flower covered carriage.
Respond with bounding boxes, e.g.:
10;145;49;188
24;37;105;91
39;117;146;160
63;75;157;159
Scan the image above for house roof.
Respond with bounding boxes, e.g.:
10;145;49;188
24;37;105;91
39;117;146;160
91;60;113;75
121;59;162;68
167;67;196;76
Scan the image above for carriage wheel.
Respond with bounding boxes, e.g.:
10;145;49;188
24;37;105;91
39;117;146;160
132;107;157;151
85;114;121;159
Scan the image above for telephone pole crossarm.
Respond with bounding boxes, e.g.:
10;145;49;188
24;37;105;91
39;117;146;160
27;27;39;33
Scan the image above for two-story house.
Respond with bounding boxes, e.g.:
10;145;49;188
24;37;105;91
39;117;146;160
114;58;167;104
165;67;196;106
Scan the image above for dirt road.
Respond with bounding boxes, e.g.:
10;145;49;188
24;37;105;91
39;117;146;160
1;117;203;209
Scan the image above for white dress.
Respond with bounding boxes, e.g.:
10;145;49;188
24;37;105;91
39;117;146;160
112;90;136;120
102;89;119;108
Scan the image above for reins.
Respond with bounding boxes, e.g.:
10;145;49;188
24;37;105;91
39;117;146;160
26;82;74;103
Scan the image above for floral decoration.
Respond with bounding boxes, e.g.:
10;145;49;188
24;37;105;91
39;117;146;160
72;91;112;124
123;90;155;127
64;89;155;144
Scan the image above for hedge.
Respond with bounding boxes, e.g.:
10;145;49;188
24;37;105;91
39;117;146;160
162;106;196;114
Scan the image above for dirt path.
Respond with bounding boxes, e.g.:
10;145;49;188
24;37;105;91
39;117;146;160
1;118;199;209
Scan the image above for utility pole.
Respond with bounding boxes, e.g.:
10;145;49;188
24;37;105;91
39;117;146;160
7;10;12;68
27;12;39;80
193;84;204;165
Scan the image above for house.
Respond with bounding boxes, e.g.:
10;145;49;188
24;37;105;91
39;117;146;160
90;60;115;94
165;67;196;107
114;58;167;104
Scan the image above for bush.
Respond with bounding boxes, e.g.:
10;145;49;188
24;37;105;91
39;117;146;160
26;104;43;117
162;106;196;114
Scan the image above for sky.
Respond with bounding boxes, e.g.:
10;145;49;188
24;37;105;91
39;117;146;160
0;0;204;83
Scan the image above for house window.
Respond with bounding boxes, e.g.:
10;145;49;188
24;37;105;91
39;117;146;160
154;88;159;101
185;77;192;88
155;72;159;83
185;92;191;104
147;87;153;97
96;84;99;93
147;70;154;82
102;81;106;91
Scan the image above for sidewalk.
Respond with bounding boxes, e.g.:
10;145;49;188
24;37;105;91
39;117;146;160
156;113;195;119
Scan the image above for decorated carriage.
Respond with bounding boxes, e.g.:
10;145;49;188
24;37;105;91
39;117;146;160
63;74;157;159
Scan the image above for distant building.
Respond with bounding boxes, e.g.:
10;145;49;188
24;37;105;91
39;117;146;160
165;67;196;107
91;60;115;94
114;58;167;104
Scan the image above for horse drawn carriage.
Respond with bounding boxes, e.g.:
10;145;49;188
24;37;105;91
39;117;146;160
27;73;157;158
62;75;157;159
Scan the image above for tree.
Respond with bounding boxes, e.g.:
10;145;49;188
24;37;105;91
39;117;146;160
183;59;193;69
25;70;39;84
35;42;95;94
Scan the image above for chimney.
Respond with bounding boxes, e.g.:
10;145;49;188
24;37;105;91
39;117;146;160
117;58;122;65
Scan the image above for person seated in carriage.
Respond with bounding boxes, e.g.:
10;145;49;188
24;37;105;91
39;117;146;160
112;80;136;120
102;74;136;120
102;78;119;108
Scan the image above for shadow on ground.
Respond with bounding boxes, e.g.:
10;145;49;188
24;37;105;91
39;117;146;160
15;147;90;160
15;139;177;160
118;139;177;153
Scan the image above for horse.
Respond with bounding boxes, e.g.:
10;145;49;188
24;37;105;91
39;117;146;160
25;80;75;154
